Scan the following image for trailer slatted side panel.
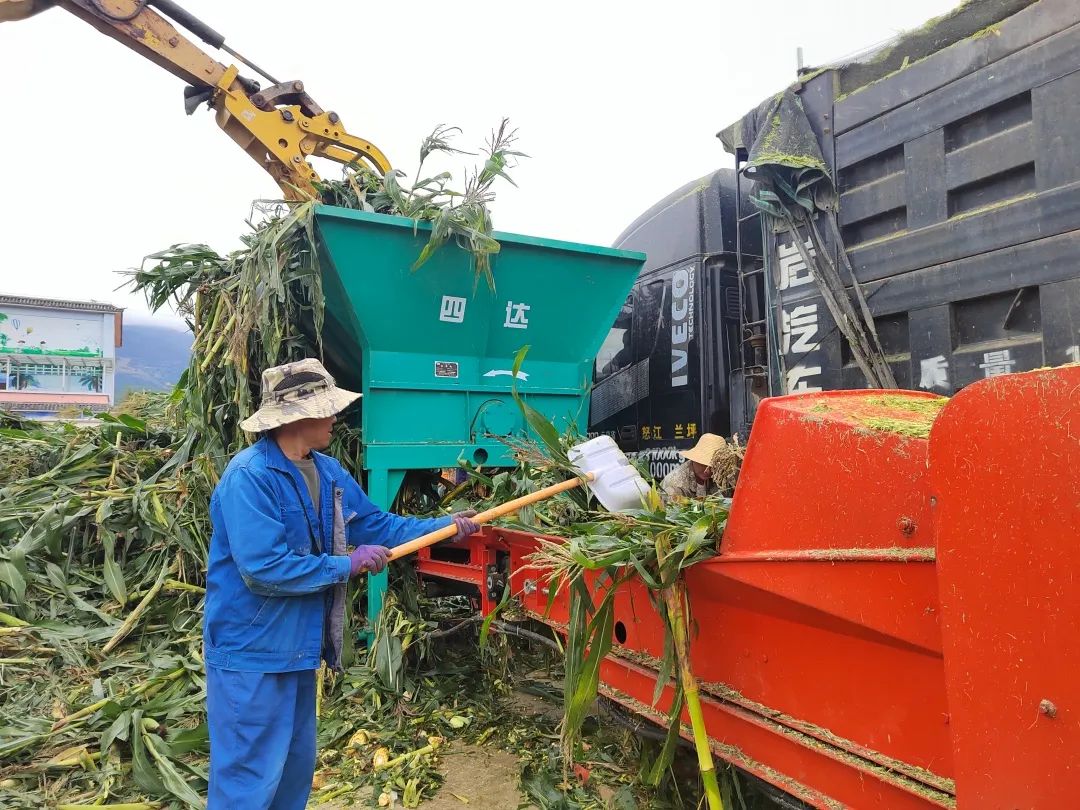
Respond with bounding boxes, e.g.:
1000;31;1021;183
769;0;1080;396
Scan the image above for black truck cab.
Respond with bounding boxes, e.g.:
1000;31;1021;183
589;170;761;480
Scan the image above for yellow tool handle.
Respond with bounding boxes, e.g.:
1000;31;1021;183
387;472;595;562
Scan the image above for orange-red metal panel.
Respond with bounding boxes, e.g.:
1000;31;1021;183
724;390;940;556
510;546;952;805
422;378;1080;808
931;366;1080;808
597;656;953;810
416;531;509;615
501;390;958;807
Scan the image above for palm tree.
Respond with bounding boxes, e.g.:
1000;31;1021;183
79;368;103;393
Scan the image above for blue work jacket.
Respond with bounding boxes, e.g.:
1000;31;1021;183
203;436;451;672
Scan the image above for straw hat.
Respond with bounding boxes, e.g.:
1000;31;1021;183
239;358;360;433
679;433;728;467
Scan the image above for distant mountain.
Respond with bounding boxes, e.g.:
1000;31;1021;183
115;323;192;398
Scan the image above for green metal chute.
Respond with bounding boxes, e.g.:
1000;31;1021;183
313;204;645;628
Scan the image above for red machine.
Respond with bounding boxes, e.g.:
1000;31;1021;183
417;366;1080;809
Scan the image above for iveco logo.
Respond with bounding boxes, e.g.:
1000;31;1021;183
671;265;694;387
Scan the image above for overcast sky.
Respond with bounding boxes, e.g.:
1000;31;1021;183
0;0;956;327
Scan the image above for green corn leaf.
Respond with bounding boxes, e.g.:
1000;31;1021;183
479;583;511;648
101;532;127;606
645;680;685;786
0;561;27;605
130;711;166;796
653;623;676;707
141;729;206;808
166;723;210;756
100;710;132;753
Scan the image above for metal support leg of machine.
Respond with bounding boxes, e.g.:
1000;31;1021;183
364;467;406;644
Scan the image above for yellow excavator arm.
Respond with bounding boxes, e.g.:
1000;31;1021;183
1;0;391;199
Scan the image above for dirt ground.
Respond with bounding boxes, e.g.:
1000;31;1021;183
322;686;561;809
418;743;525;809
321;742;526;809
411;685;565;809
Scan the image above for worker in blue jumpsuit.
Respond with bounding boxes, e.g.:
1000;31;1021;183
204;358;478;809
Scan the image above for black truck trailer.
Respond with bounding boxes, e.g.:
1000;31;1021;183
591;0;1080;477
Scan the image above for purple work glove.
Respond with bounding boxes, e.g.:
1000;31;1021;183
450;510;480;541
349;544;391;576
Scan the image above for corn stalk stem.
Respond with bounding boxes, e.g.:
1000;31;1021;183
44;749;103;769
0;610;29;627
102;559;173;655
125;579;205;600
161;578;204;594
107;431;122;489
316;663;325;718
657;536;724;810
198;308;236;372
374;741;439;772
315;785;355;804
51;668;185;732
57;804;160;809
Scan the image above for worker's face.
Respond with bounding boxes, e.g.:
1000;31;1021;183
691;460;711;482
295;415;336;450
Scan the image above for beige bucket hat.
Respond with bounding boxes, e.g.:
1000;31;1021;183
679;433;728;467
239;358;360;433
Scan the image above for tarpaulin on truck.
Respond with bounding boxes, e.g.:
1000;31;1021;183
718;85;897;389
721;88;829;217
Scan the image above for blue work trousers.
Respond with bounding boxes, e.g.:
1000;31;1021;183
206;666;317;810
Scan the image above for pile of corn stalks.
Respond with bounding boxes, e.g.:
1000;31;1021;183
0;397;713;809
0;396;214;808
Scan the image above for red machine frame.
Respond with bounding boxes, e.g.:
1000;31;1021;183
416;367;1080;809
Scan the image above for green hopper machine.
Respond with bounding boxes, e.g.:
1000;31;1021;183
313;205;645;632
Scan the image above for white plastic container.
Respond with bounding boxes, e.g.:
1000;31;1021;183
568;434;651;512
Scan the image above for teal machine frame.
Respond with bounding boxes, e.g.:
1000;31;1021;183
313;205;644;633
